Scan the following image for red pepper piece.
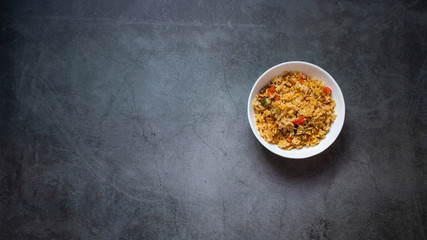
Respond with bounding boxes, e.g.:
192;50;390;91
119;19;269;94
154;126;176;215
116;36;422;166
292;116;305;125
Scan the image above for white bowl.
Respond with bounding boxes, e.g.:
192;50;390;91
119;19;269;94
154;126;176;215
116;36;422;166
247;61;345;159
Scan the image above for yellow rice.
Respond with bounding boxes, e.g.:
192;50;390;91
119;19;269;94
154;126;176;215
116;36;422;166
253;71;337;150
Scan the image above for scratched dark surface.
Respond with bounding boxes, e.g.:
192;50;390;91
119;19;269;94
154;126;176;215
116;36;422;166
1;0;426;239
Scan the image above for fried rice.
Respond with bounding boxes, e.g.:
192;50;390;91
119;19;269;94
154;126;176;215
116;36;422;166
253;71;337;150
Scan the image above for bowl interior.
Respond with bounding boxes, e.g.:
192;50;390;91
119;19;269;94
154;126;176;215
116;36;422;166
247;61;345;159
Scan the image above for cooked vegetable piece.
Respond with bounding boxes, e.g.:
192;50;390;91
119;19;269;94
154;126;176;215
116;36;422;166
323;87;332;94
259;97;271;108
292;115;305;125
260;84;271;93
266;86;275;97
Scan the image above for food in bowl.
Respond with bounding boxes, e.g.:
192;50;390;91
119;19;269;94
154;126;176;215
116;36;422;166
252;71;337;150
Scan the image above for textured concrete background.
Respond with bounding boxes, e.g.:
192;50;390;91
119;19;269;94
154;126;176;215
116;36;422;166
1;0;426;239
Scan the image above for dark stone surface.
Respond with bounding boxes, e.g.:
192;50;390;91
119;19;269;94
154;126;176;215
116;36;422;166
1;0;426;239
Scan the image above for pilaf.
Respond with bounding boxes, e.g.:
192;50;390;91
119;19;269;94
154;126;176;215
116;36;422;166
253;71;337;150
